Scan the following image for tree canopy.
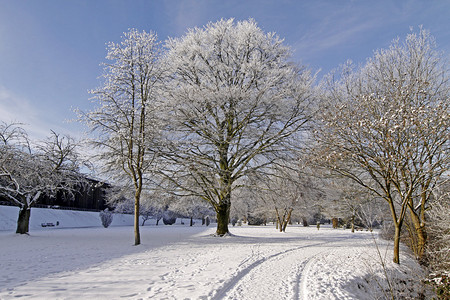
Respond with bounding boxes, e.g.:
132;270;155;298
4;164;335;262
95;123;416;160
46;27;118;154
312;28;449;263
160;19;314;235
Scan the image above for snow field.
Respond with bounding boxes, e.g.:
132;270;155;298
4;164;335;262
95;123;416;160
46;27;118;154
0;207;424;299
0;205;142;231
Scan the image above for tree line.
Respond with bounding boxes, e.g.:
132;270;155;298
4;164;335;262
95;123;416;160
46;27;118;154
1;20;448;270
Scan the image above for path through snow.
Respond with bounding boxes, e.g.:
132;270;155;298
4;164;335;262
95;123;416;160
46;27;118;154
0;224;423;299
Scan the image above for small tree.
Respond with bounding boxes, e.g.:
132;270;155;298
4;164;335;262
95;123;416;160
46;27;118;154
80;29;164;245
330;179;384;232
244;160;322;232
356;196;385;231
99;208;114;228
230;180;273;225
259;169;303;232
170;195;214;226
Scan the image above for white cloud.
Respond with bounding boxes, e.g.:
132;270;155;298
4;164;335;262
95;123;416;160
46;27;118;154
0;86;73;141
289;0;442;68
292;9;382;60
0;86;39;125
162;0;208;37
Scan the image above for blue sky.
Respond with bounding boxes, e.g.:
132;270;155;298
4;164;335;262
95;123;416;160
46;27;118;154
1;0;449;141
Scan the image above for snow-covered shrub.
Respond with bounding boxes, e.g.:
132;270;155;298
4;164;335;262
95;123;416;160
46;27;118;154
247;215;265;226
162;211;176;225
99;209;113;228
424;196;450;299
162;216;176;225
360;234;431;299
425;271;449;300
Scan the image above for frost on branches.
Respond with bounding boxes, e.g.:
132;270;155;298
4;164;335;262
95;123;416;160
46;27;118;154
80;29;164;245
239;161;323;231
0;122;85;234
160;19;314;236
312;28;449;264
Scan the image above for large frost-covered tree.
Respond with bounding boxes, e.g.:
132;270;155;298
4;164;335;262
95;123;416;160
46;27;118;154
161;19;314;236
80;29;164;245
0;122;83;234
313;28;449;263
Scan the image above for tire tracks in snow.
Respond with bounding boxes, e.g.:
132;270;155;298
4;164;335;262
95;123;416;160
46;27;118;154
211;237;360;300
293;253;324;300
297;250;331;300
210;241;328;300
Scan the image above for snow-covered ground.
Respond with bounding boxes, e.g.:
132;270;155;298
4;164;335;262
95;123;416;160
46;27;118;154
0;206;426;299
0;205;140;231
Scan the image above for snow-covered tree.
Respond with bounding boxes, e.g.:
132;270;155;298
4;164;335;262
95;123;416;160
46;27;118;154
264;173;300;232
80;29;164;245
355;195;385;231
337;182;384;232
160;19;314;236
0;123;84;233
170;195;214;226
230;188;252;224
252;162;323;232
317;175;385;231
231;181;273;226
312;28;449;263
0;121;29;149
105;183;148;225
109;180;179;226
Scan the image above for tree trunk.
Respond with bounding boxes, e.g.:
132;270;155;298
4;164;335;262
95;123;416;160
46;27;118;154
393;224;401;264
332;218;338;229
282;208;293;232
216;202;230;236
408;208;427;260
351;215;355;233
386;193;404;264
303;218;308;227
282;221;287;232
274;208;283;232
16;204;31;234
134;193;141;246
190;216;193;226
